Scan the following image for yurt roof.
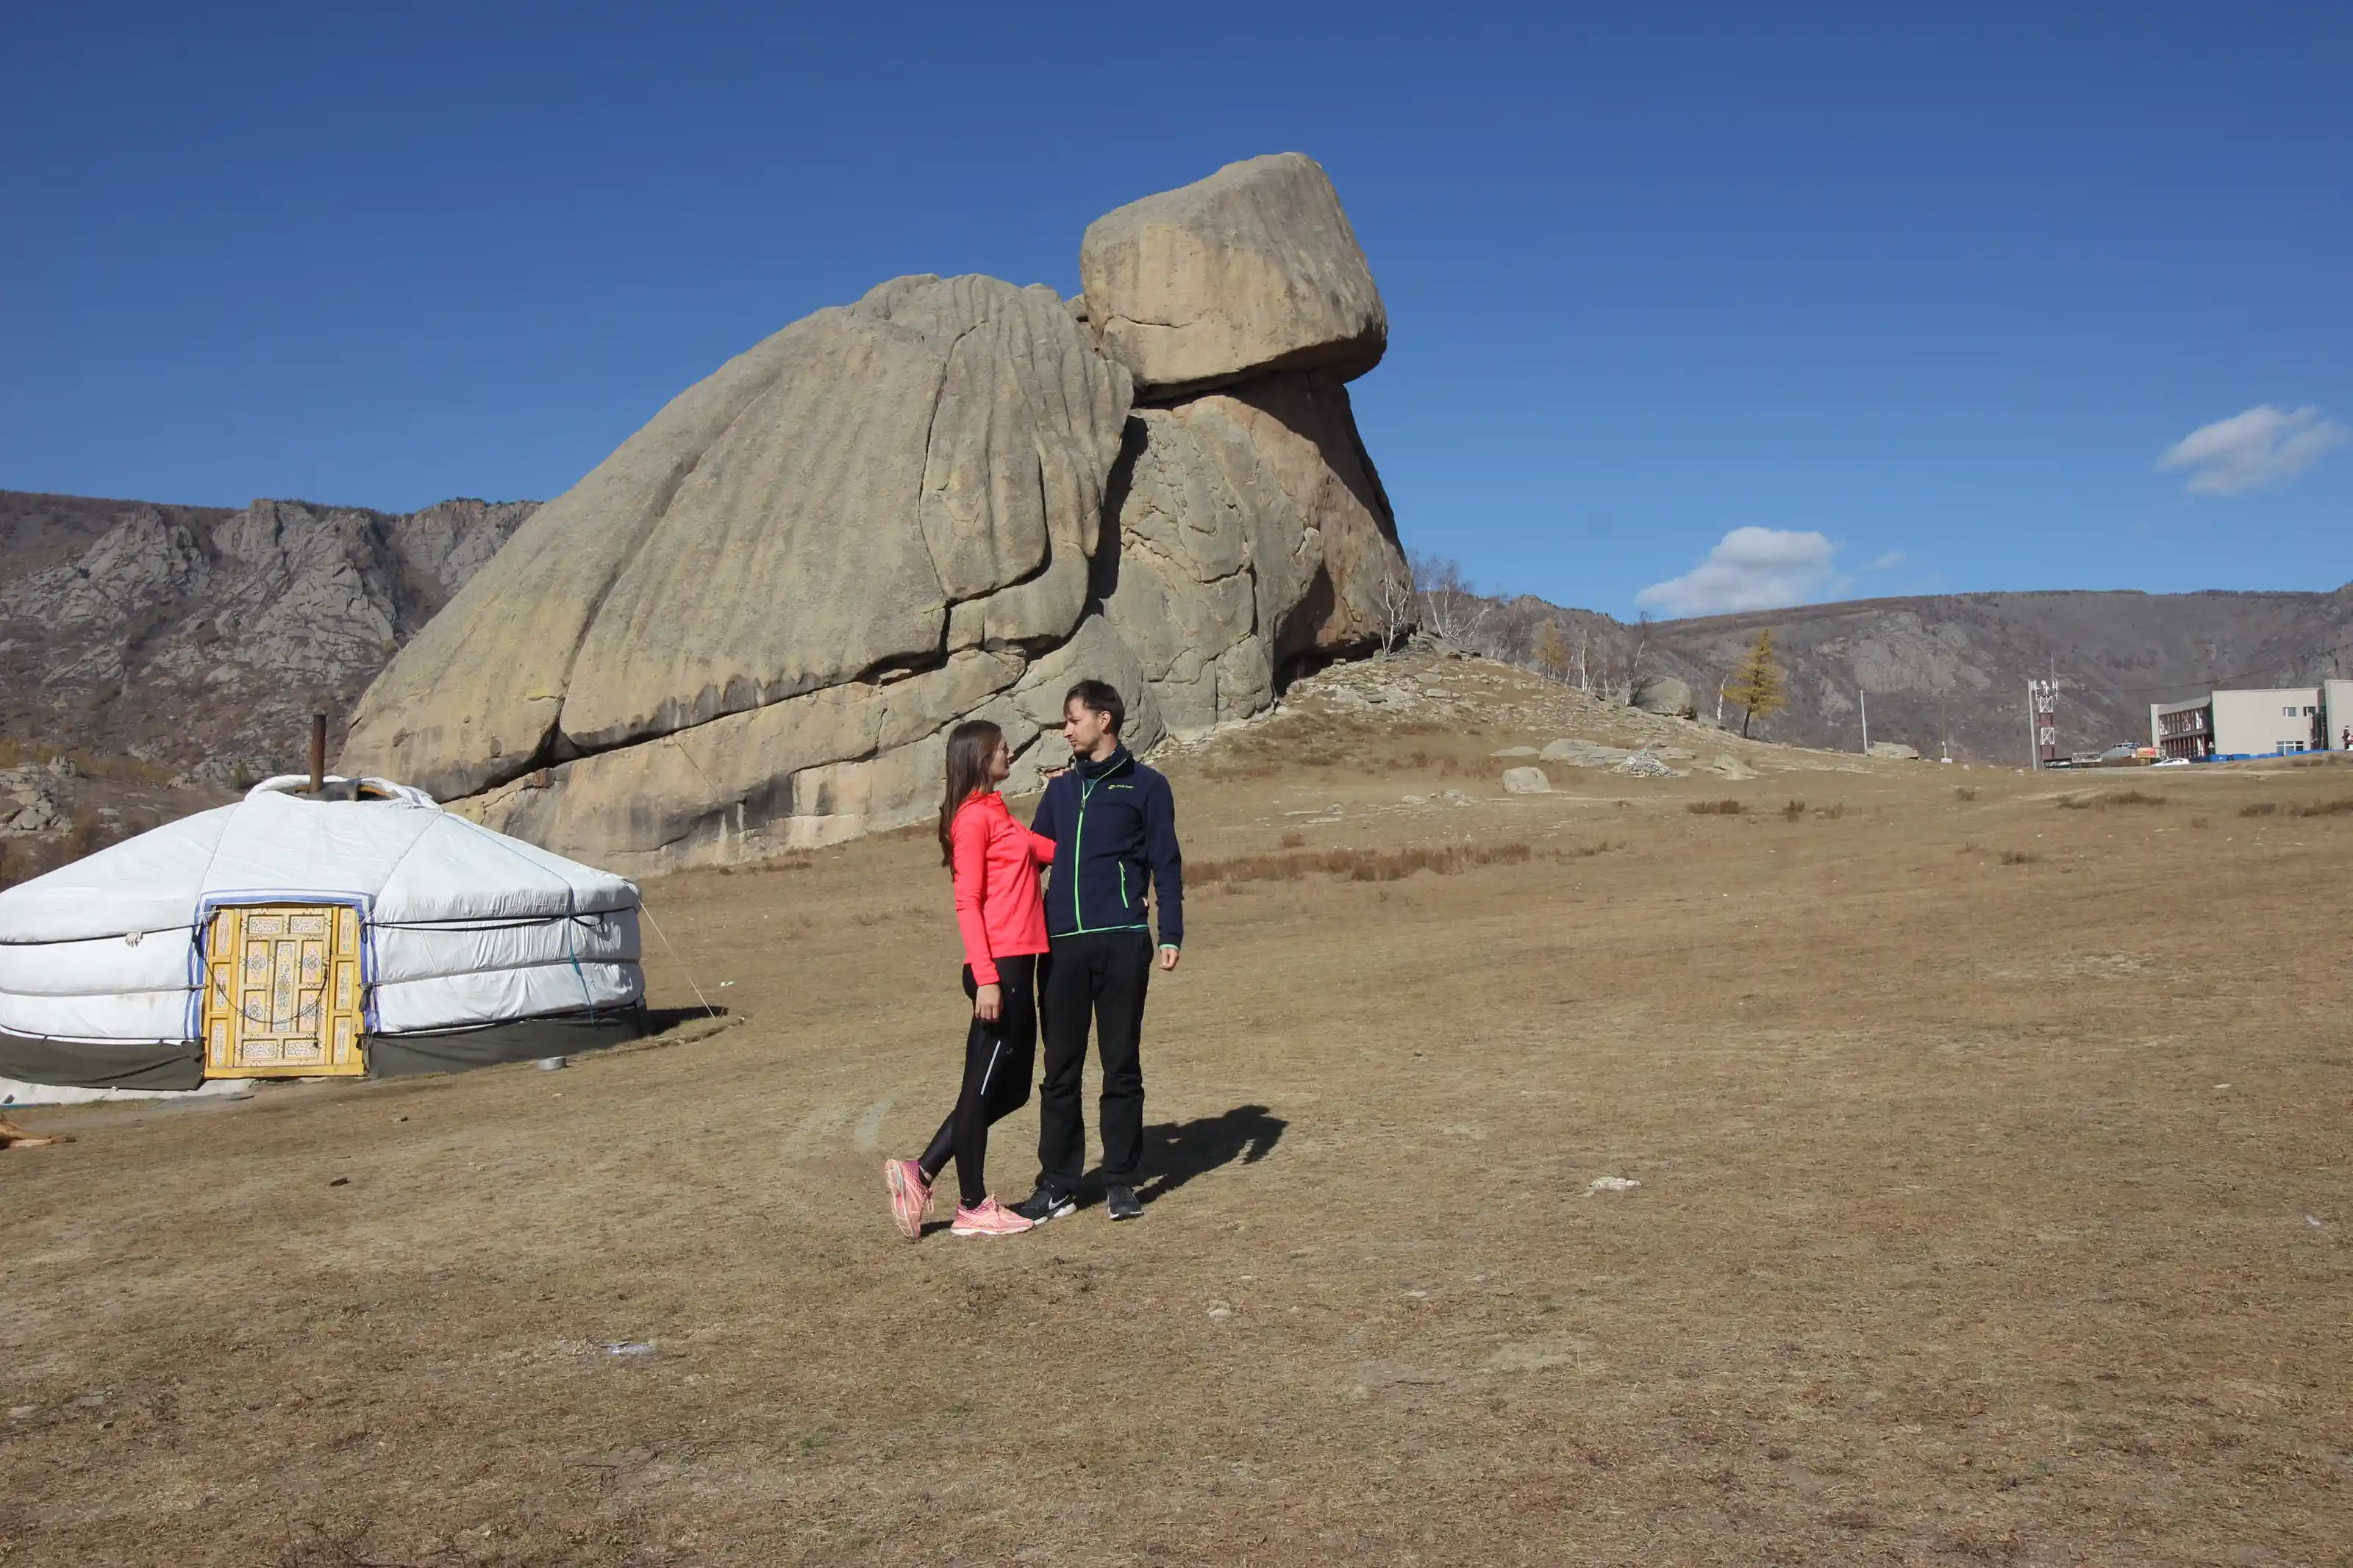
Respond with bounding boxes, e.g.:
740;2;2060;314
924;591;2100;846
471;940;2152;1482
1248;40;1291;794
0;776;638;945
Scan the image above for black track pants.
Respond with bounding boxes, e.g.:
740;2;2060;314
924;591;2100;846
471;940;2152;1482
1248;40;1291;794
918;954;1038;1209
1036;929;1152;1191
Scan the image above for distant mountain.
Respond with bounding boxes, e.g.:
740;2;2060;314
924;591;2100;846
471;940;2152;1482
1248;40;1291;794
0;490;535;778
1477;587;2353;763
9;482;2349;779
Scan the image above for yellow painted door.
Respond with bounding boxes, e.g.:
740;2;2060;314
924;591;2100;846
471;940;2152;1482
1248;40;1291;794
201;904;366;1077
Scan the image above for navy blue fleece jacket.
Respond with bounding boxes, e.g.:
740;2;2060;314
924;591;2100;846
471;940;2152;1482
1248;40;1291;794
1029;745;1183;947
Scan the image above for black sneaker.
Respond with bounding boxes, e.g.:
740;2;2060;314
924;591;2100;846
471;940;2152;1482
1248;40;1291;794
1105;1185;1143;1222
1012;1186;1076;1225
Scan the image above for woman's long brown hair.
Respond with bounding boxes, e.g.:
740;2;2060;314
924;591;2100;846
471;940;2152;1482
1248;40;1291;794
938;719;1005;868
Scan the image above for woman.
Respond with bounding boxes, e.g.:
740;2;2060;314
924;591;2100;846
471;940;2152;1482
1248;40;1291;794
882;719;1056;1239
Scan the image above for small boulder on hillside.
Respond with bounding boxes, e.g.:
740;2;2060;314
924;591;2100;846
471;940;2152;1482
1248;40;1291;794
1501;767;1552;795
1868;741;1921;760
1079;154;1386;395
1538;738;1631;767
1630;673;1696;717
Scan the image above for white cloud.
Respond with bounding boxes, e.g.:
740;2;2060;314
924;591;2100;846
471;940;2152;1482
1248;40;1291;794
1864;551;1907;570
2157;404;2348;496
1635;527;1843;618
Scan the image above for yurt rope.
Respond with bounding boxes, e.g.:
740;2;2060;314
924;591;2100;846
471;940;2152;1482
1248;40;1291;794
638;902;720;1019
441;815;602;1015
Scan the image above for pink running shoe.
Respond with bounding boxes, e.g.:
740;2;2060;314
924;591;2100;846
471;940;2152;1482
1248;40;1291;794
883;1158;932;1241
949;1196;1035;1237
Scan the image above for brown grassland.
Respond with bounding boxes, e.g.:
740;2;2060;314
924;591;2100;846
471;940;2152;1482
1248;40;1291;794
3;684;2349;1565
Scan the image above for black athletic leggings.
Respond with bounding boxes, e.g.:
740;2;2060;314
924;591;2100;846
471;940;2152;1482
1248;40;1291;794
918;954;1039;1208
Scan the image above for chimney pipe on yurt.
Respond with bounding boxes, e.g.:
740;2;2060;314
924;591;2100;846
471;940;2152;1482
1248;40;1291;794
309;712;327;796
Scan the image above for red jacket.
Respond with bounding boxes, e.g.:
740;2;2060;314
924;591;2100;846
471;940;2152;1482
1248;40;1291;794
950;791;1054;984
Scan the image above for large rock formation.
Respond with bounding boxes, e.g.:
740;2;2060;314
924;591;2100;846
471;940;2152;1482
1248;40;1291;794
1079;153;1386;396
343;156;1406;873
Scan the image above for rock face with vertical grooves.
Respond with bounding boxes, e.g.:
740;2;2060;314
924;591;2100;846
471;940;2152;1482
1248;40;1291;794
1099;371;1401;737
343;160;1407;873
1078;153;1387;396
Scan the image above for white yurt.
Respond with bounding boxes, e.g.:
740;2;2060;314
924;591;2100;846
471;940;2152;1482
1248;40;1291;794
0;776;644;1091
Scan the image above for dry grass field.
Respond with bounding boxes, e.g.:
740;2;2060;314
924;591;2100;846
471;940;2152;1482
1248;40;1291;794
4;659;2350;1566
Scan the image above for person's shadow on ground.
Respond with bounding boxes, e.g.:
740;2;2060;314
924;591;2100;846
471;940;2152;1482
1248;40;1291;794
1135;1104;1285;1205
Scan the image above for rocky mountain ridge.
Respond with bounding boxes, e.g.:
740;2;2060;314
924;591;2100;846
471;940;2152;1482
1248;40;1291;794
0;490;535;778
1478;586;2353;762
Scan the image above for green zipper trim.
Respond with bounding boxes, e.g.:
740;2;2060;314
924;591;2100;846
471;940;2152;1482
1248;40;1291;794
1071;773;1097;932
1068;757;1136;935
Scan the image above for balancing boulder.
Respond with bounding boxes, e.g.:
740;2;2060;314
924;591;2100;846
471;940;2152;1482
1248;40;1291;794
344;160;1407;873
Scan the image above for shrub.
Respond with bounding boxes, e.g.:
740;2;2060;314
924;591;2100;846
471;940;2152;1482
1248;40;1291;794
1954;786;1978;801
1278;830;1306;848
2240;802;2278;817
2059;790;2163;810
1687;799;1743;815
2290;796;2353;817
1192;841;1532;886
2000;850;2039;865
66;807;107;856
1782;799;1805;821
0;739;175;786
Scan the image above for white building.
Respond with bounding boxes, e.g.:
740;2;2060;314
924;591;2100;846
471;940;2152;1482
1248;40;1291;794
2151;685;2342;759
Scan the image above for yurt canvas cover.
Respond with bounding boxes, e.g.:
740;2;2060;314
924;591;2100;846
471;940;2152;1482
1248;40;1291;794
0;778;643;1089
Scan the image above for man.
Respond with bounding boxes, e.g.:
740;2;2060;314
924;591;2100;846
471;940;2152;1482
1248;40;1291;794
1014;679;1182;1224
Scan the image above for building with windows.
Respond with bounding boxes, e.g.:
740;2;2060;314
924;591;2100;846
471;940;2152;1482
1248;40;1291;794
2149;686;2340;759
2150;695;2213;759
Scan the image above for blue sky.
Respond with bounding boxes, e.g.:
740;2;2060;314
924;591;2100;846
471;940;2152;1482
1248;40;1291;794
4;4;2348;618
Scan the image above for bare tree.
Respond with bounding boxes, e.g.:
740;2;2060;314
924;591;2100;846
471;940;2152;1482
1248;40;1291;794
1374;554;1416;659
1410;552;1492;648
1621;612;1652;705
1482;596;1546;666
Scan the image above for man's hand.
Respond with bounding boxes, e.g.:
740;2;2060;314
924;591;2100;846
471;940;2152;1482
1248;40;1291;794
974;982;1003;1020
1157;945;1181;973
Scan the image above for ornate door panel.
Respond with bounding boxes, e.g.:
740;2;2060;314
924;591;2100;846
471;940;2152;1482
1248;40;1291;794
201;904;365;1076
